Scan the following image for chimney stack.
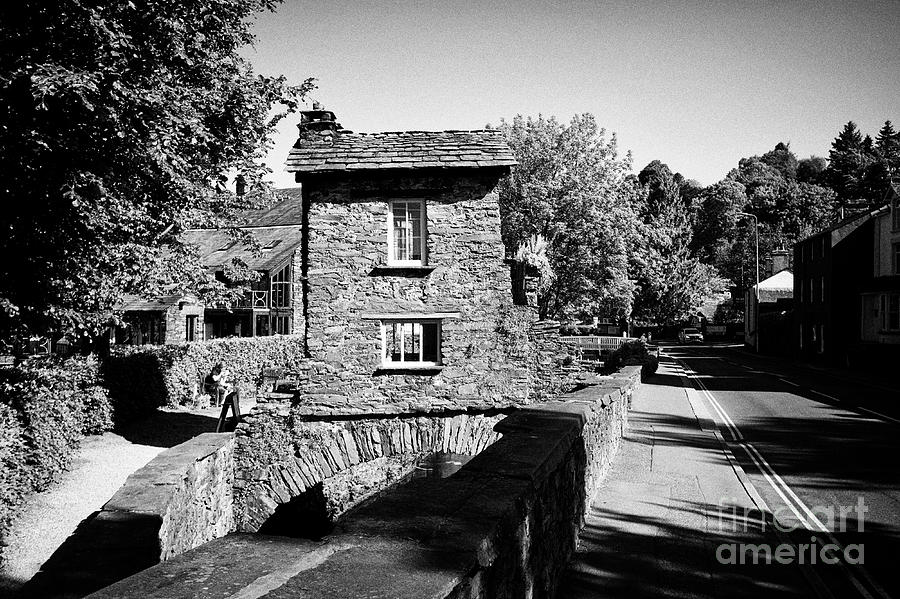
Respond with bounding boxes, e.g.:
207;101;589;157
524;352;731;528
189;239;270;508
771;249;790;274
297;102;342;138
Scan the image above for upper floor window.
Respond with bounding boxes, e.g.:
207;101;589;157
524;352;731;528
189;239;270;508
388;200;426;265
893;243;900;276
893;199;900;231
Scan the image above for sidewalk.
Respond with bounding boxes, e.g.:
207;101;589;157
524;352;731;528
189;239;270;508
559;357;814;599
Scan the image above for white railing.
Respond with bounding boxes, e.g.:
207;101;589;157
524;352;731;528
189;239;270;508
560;335;636;354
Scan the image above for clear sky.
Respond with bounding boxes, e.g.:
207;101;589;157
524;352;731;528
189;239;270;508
244;0;900;189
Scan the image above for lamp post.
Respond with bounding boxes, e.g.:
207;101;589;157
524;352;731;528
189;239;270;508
737;212;759;351
737;212;759;295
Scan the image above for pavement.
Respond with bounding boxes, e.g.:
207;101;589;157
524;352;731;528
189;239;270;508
560;354;815;598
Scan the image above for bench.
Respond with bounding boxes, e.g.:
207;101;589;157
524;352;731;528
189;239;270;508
259;367;304;401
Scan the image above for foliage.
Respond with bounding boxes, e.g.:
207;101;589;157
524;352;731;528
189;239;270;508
0;356;112;549
0;0;315;342
105;335;309;407
631;161;729;324
605;340;658;377
824;120;900;213
496;114;640;320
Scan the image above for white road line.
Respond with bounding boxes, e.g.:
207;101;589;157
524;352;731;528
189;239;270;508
677;357;890;599
855;406;900;426
809;389;842;402
778;377;801;387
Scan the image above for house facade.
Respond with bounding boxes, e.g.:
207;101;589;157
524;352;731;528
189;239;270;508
282;109;564;411
859;185;900;363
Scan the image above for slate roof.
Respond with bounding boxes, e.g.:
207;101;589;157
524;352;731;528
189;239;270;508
285;130;517;174
238;188;304;227
182;225;303;271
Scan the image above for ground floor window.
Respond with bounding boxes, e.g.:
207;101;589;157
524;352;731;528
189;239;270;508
381;320;440;367
887;293;900;331
185;315;198;342
272;315;291;335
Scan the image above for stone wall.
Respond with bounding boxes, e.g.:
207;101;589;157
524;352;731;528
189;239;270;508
234;406;507;532
296;172;570;413
88;367;641;599
26;433;235;598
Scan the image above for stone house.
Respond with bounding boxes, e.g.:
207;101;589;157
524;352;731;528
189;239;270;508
279;108;565;412
114;218;305;345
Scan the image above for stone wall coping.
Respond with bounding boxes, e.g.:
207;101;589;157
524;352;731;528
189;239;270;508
103;433;233;515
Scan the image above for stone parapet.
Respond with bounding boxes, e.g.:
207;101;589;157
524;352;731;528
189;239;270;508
89;366;640;599
27;433;235;599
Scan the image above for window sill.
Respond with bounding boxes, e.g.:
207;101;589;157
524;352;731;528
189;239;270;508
374;365;443;376
369;265;435;278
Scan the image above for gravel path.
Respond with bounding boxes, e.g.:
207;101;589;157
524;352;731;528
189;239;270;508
0;433;163;595
0;399;251;596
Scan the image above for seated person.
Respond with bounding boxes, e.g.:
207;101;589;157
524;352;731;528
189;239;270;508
206;363;241;432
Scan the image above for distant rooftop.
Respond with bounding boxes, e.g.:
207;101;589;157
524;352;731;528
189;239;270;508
285;109;516;175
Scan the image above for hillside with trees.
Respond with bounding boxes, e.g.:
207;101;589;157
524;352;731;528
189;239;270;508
498;117;899;327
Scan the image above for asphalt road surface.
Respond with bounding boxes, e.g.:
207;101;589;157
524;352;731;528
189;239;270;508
667;343;900;599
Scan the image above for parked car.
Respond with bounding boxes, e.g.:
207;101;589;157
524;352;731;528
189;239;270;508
678;327;704;344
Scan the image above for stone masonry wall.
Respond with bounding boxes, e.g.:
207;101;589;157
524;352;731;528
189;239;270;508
26;433;234;598
234;406;507;532
298;172;564;413
89;367;641;599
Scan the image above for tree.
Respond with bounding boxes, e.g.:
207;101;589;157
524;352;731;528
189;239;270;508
0;0;314;342
825;121;878;210
761;142;798;181
797;156;827;184
630;161;728;324
690;180;746;264
496;114;640;320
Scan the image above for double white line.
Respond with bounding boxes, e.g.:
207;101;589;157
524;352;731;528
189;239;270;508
679;360;890;599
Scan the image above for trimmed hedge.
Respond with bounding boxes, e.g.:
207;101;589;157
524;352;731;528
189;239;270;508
0;356;113;552
104;335;308;408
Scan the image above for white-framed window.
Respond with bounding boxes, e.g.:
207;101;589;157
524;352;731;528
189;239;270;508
809;278;815;303
893;200;900;231
272;315;291;335
388;200;426;265
820;277;825;302
885;293;900;331
270;264;290;308
380;320;441;367
818;324;825;353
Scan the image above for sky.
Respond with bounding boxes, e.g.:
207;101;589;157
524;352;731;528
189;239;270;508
244;0;900;189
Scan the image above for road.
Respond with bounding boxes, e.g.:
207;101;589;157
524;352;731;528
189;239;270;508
667;343;900;599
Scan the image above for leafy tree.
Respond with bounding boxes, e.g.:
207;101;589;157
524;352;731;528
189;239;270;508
0;0;314;343
496;114;640;320
631;161;728;324
797;156;827;184
761;142;798;181
690;180;746;264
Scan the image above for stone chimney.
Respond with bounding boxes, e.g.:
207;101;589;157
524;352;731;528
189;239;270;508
771;249;790;274
297;102;342;139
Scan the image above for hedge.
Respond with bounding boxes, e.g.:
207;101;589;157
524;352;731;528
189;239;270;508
605;339;659;378
0;356;113;553
104;335;308;408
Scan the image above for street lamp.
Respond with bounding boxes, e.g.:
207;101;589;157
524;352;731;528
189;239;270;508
737;212;759;296
737;212;760;352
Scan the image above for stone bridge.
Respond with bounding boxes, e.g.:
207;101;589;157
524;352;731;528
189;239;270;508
67;367;640;599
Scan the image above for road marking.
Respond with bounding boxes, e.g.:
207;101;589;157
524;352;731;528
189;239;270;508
809;389;841;402
777;377;801;387
855;406;900;426
676;357;891;599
